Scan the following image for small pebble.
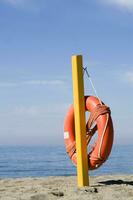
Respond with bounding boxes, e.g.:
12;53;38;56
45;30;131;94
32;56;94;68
51;191;64;197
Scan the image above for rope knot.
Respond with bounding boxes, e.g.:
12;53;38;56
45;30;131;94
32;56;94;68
87;104;111;130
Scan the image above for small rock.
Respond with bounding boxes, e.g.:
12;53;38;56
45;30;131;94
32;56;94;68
51;191;64;197
87;188;98;193
79;187;98;193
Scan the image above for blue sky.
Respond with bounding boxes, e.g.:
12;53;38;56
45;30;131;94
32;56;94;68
0;0;133;145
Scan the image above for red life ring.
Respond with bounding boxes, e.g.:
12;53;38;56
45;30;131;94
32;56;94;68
64;96;114;170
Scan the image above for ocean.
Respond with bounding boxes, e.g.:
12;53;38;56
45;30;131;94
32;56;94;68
0;145;132;178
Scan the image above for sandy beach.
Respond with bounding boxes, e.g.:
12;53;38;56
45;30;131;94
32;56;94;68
0;175;132;200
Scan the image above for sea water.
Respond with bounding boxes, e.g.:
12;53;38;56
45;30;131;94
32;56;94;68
0;145;132;178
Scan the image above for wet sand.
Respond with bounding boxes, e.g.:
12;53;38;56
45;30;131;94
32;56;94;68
0;175;132;200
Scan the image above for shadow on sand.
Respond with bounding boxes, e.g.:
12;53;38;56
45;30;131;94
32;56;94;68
98;179;133;186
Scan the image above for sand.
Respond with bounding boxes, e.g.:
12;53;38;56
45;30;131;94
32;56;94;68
0;175;132;200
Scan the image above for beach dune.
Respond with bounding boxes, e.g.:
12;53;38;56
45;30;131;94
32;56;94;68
0;175;132;200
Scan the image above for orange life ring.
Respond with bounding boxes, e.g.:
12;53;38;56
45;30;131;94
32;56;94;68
64;96;114;170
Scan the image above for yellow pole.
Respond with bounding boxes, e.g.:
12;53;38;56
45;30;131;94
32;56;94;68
72;55;89;187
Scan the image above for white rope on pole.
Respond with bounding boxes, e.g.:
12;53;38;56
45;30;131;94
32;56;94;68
83;67;102;105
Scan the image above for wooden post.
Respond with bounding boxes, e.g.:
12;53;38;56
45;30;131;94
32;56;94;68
72;55;89;187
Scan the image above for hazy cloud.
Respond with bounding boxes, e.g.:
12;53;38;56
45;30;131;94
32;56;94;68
0;103;69;145
102;0;133;10
0;82;17;87
125;71;133;84
2;0;42;12
0;80;66;88
4;0;28;5
23;80;65;86
7;0;21;4
13;103;69;117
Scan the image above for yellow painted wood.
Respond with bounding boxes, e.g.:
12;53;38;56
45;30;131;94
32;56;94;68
72;55;89;187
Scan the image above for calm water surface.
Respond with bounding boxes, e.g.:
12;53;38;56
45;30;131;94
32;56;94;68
0;145;132;178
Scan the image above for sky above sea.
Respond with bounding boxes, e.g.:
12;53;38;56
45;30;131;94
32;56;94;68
0;0;133;145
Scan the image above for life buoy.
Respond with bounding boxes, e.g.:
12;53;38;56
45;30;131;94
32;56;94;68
64;96;114;170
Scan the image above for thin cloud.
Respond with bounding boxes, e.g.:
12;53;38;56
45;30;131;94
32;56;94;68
0;82;17;87
4;0;27;5
7;0;21;5
13;103;69;117
23;80;65;86
125;71;133;84
0;103;69;145
0;80;66;88
2;0;41;12
103;0;133;10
